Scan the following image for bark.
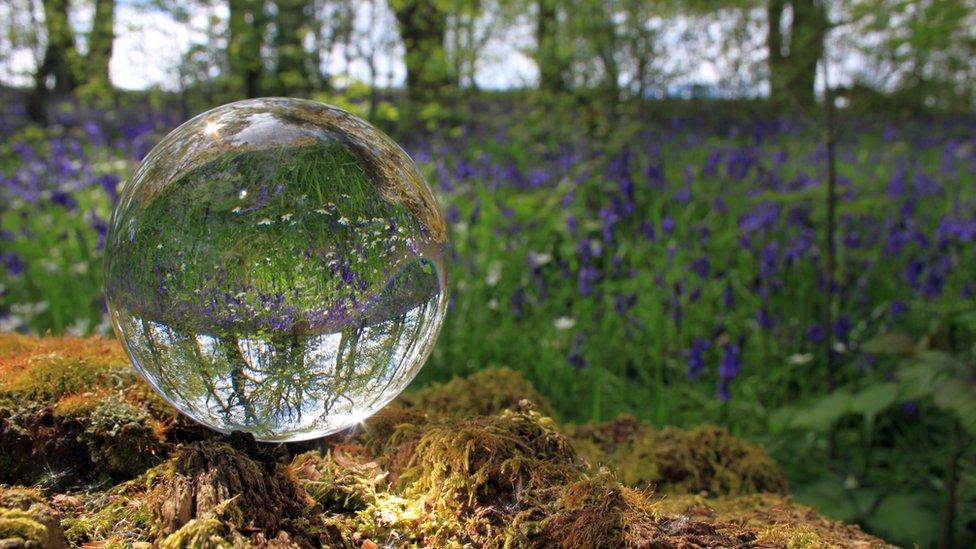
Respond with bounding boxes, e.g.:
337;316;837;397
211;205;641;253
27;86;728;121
86;0;115;91
535;0;566;94
766;0;823;107
273;0;311;95
391;0;453;107
27;0;79;122
228;0;267;98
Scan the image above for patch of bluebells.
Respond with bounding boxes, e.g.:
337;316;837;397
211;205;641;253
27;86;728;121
3;95;976;413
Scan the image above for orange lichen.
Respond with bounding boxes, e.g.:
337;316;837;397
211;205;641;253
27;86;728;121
0;333;130;402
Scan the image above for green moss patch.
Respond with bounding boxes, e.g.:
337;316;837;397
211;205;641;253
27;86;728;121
1;336;893;547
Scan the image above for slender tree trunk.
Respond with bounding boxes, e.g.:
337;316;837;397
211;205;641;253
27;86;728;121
535;0;565;94
28;0;79;122
766;0;787;100
789;0;822;106
86;0;115;92
229;0;266;98
309;0;329;92
274;0;311;96
392;0;452;107
940;420;964;549
766;0;822;107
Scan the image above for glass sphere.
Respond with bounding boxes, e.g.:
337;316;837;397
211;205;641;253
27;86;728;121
104;98;448;442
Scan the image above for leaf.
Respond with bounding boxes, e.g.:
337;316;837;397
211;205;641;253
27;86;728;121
786;388;855;432
860;332;916;355
848;382;899;417
792;478;864;523
865;493;940;548
932;380;976;438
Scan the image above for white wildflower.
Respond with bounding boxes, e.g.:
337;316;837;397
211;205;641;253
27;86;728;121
486;261;502;287
553;316;576;330
787;353;813;365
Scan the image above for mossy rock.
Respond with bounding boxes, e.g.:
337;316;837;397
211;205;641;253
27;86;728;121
395;367;555;417
0;334;895;547
568;417;787;497
0;394;167;487
0;488;67;549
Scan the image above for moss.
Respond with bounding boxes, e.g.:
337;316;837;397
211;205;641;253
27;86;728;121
0;494;68;549
159;517;240;549
372;402;583;546
62;496;153;546
399;402;581;509
60;471;159;545
0;333;31;356
563;414;649;470
616;426;788;496
2;336;896;548
147;438;315;542
569;419;787;497
0;393;166;486
505;471;752;549
655;493;895;548
83;396;166;479
396;368;555;418
290;447;382;512
0;402;91;487
535;472;660;548
0;334;131;403
0;487;44;511
0;508;47;545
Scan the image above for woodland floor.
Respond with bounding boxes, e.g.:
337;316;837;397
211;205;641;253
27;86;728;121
0;333;893;548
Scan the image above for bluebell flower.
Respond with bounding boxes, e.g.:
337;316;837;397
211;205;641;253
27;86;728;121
685;337;710;379
721;283;734;310
1;252;25;275
578;266;599;297
661;216;675;234
445;204;460;224
690;256;710;278
717;340;742;401
834;314;851;343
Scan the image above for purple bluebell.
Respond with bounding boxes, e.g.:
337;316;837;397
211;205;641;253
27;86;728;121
661;216;675;234
717;340;742;401
685;337;710;379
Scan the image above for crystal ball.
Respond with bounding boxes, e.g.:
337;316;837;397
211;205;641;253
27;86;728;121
104;98;448;441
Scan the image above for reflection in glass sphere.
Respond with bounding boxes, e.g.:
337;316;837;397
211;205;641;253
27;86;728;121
104;98;448;442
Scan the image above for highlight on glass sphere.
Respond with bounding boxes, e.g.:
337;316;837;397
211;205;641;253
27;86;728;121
103;98;448;442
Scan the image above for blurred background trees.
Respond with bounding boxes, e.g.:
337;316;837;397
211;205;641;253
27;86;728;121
3;0;973;125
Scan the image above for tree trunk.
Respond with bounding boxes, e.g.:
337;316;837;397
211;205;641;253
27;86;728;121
766;0;787;100
535;0;565;94
789;0;822;106
391;0;452;108
308;0;330;92
229;0;266;98
273;0;311;96
766;0;823;107
86;0;115;92
27;0;79;122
